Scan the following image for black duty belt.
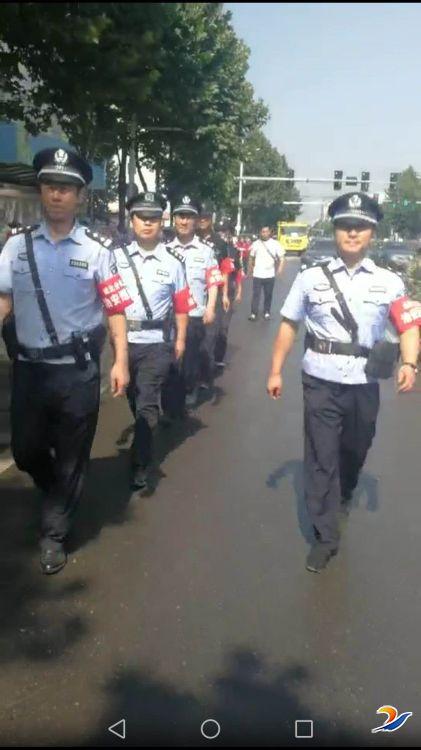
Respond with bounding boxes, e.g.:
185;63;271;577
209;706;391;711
305;333;371;358
18;342;83;361
127;319;166;332
18;325;103;362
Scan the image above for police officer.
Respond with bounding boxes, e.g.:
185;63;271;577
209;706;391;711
267;192;419;573
198;207;243;372
113;192;194;492
0;147;130;575
212;218;243;367
162;195;223;413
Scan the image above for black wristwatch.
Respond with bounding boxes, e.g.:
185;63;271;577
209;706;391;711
401;362;419;373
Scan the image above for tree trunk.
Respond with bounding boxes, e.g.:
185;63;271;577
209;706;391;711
135;150;148;192
118;146;127;234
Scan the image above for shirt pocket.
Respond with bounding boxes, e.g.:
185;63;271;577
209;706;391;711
307;289;337;322
62;264;95;282
362;294;389;325
12;262;34;293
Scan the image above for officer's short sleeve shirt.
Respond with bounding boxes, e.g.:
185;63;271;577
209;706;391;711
168;236;221;318
281;255;406;384
0;221;126;363
113;241;191;343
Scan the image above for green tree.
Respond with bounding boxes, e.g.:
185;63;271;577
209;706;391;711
379;167;421;239
0;3;268;226
221;130;301;232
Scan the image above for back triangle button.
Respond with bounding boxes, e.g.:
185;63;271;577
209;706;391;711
108;719;126;739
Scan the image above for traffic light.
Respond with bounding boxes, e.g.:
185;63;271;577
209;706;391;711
361;171;370;192
333;170;343;191
389;173;399;192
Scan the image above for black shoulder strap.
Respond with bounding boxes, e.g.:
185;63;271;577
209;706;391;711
165;245;185;265
25;231;60;346
321;265;359;343
120;245;153;320
261;240;277;262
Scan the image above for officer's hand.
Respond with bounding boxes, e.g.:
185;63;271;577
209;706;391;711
174;339;185;361
267;372;283;399
203;308;216;325
110;363;129;398
234;292;242;304
397;364;417;393
222;295;231;313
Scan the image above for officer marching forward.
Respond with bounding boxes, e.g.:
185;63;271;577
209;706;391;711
0;148;130;575
162;196;223;413
267;193;419;573
197;209;243;370
113;192;195;492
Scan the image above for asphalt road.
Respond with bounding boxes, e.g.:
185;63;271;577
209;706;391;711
0;259;420;747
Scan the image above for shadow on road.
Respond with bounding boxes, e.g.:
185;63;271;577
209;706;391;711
79;648;365;747
0;475;90;666
266;459;380;544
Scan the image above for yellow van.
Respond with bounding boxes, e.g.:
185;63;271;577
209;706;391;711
277;221;309;255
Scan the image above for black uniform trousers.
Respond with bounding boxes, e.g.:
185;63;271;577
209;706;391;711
251;276;275;316
11;359;100;544
161;317;210;416
302;371;380;550
127;342;173;470
214;292;234;364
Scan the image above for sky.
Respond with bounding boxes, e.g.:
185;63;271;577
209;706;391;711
226;2;421;221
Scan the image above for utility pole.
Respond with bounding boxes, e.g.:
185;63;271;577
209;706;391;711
235;158;244;236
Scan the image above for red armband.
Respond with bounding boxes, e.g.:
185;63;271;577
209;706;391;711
389;296;421;332
206;265;224;288
220;257;235;275
173;286;197;314
97;274;133;315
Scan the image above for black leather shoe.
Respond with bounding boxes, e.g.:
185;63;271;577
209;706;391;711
306;543;337;573
131;467;148;492
40;542;67;575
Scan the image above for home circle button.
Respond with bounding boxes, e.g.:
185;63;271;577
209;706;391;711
200;719;221;740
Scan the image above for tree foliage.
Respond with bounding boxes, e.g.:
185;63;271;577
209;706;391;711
379;167;421;239
221;130;301;232
0;3;271;222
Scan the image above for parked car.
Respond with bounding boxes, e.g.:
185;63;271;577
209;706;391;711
300;239;338;269
376;242;416;273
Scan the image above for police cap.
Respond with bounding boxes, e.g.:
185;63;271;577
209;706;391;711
33;147;93;186
216;219;234;233
200;202;215;218
328;192;383;226
172;195;201;216
126;191;166;217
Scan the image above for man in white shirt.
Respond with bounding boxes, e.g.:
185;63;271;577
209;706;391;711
248;226;285;320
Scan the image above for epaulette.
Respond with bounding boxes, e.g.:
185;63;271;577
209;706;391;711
166;246;185;264
11;223;39;236
85;229;114;249
300;262;324;273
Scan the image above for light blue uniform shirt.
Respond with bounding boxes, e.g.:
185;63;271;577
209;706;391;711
0;221;116;364
281;256;405;384
167;235;219;318
113;241;189;344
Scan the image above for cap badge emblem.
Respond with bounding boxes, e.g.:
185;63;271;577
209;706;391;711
182;195;191;205
145;192;154;202
54;149;68;166
349;194;362;209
